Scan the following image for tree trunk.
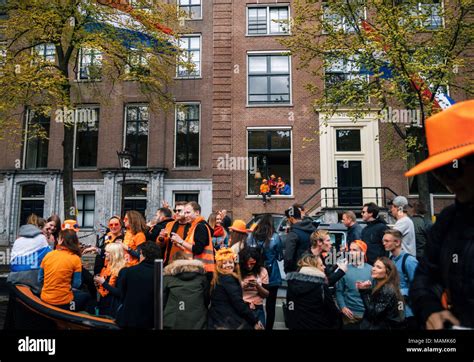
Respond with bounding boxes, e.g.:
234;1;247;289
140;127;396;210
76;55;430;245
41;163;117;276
414;149;432;220
63;123;76;221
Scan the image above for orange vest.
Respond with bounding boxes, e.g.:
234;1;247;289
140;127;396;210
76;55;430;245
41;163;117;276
184;216;215;272
162;220;188;264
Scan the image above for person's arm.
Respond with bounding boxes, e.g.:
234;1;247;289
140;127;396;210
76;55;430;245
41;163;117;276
222;276;258;326
326;267;346;287
335;277;347;309
190;223;209;255
256;268;269;298
274;234;284;261
72;272;82;289
102;274;122;297
146;225;161;242
38;268;44;285
127;248;141;259
284;232;298;273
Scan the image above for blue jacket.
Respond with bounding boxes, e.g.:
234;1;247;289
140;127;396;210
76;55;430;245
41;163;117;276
391;251;418;318
248;232;283;287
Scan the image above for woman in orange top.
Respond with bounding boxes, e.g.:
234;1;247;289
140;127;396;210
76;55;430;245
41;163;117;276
123;210;147;266
259;179;271;205
39;230;91;311
94;242;127;317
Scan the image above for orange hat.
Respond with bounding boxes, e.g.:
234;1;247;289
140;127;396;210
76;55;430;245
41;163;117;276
62;219;79;232
215;247;237;262
405;100;474;177
229;219;250;234
352;240;368;261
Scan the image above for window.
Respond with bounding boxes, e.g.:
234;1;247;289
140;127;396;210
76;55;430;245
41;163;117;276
78;48;102;80
19;184;45;226
178;0;202;19
177;35;201;77
175;104;200;167
125;48;150;76
174;192;199;204
336;129;361;152
24;110;50;169
324;55;368;103
33;43;55;63
419;1;443;29
247;6;289;35
322;1;365;33
248;54;291;105
123;183;147;217
248;129;292;195
0;41;7;68
75;107;99;168
77;193;95;228
125;105;149;167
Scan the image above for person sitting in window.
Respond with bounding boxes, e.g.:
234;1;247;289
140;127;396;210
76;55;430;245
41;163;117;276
259;179;271;205
276;177;285;194
268;174;278;194
279;180;292;195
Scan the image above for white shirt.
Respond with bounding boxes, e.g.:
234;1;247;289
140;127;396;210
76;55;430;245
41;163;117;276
394;216;417;256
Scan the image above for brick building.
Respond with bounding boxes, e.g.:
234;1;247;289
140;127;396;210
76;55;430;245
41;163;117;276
0;0;465;246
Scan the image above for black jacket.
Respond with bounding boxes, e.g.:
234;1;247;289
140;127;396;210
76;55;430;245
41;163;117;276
410;215;432;259
346;223;363;247
116;261;155;329
286;267;342;329
410;201;474;327
361;217;389;265
208;274;258;330
146;218;174;242
359;284;405;330
284;219;317;273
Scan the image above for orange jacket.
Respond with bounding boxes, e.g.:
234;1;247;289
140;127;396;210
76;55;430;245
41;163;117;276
124;230;146;266
183;216;215;272
161;220;189;264
260;184;270;194
97;265;118;298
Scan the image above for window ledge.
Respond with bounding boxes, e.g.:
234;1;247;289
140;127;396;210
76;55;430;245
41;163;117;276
245;33;291;37
175;76;203;80
246;103;293;108
408;194;454;198
245;195;294;199
173;167;201;171
74;79;102;83
73;168;98;171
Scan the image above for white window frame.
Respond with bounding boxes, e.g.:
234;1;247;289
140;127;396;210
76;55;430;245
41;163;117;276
321;2;367;34
247;50;293;107
72;105;100;170
177;0;203;21
176;34;202;79
173;102;201;170
76;192;95;229
246;4;291;36
245;126;294;199
173;191;200;205
32;43;56;63
77;47;103;81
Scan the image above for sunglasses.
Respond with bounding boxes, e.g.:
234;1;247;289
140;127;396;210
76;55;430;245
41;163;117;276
432;155;474;180
174;209;183;213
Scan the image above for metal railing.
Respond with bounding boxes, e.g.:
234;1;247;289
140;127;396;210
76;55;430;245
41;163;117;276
302;187;398;214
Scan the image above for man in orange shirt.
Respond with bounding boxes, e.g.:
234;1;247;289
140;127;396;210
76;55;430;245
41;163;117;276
260;179;271;205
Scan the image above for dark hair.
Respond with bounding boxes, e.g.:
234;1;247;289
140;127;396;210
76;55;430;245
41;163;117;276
411;200;427;215
47;214;62;240
293;203;305;212
229;231;247;250
252;214;274;248
186;201;201;213
37;217;46;229
174;201;187;207
139;241;162;262
58;229;81;257
363;202;380;218
372;257;404;318
239;247;264;278
159;207;172;219
285;205;302;220
126;210;147;235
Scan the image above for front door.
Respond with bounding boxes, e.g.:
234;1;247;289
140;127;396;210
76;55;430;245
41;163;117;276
337;160;362;206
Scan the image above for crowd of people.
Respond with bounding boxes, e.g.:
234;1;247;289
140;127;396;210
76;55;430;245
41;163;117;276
6;100;474;331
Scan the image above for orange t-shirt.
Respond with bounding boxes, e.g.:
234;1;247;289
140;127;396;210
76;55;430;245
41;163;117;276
40;249;82;305
124;231;146;266
260;184;270;194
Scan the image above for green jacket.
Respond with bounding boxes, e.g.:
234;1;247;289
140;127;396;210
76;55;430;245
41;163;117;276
163;259;209;329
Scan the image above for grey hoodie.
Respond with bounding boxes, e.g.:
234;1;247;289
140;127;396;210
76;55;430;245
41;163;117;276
18;224;43;238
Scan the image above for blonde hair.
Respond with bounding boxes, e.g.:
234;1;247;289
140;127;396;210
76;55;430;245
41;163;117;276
310;229;329;248
105;243;127;277
297;253;323;270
